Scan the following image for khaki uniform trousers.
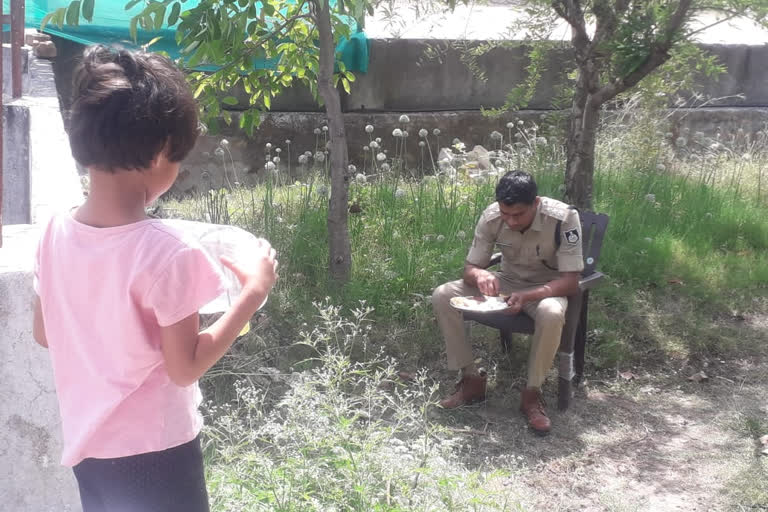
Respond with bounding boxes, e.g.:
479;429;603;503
432;274;567;388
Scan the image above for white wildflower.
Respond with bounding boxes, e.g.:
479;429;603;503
381;163;391;172
436;234;445;242
365;124;374;133
395;188;406;198
317;184;329;196
266;142;272;150
457;230;466;240
419;141;426;148
644;237;653;243
393;128;404;138
265;161;276;171
369;141;379;149
490;131;503;141
376;152;387;162
314;151;326;162
433;128;440;136
517;119;524;126
403;130;409;138
322;126;329;132
363;145;370;151
536;137;548;146
495;159;504;167
506;122;514;129
220;139;229;148
645;193;656;203
275;148;282;154
419;128;428;138
285;139;291;145
355;173;367;184
214;147;224;157
399;114;410;124
273;156;281;163
348;164;357;173
314;128;321;135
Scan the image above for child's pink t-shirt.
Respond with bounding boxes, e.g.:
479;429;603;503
34;213;225;467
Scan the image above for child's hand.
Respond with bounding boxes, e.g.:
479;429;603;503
220;239;278;303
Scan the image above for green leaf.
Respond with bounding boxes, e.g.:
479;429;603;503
167;2;181;26
82;0;95;22
194;80;207;99
125;0;143;10
40;9;65;31
263;93;271;110
262;2;275;16
342;77;351;94
154;5;167;30
66;1;82;26
129;15;139;42
222;96;239;105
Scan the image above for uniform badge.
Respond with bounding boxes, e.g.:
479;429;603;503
564;228;580;245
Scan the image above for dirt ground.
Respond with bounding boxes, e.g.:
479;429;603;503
434;354;768;511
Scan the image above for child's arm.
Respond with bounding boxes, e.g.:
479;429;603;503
160;247;277;387
33;296;48;348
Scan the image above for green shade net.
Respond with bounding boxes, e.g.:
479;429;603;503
17;0;368;72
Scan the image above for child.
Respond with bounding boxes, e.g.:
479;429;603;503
32;45;278;512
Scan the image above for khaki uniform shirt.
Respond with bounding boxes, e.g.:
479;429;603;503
466;197;584;285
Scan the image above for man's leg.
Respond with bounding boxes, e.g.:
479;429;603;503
432;279;487;407
520;296;568;434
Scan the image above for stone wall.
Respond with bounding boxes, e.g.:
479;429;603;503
45;36;768;196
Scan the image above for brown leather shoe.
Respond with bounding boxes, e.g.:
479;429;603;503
520;387;551;434
439;371;487;409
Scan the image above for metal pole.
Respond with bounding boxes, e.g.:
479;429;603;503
11;0;23;99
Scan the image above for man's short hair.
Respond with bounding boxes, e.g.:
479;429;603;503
495;170;538;205
69;45;199;171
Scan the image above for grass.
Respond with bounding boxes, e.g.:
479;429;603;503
161;109;768;511
164;113;768;369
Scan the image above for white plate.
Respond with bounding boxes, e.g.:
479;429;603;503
449;295;509;313
161;219;269;314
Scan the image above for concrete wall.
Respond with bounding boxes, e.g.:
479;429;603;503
2;104;31;224
43;36;768;195
2;44;31;97
1;54;84;511
0;225;82;512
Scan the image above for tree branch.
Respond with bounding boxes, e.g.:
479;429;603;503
683;11;743;39
591;0;617;49
591;0;694;105
552;0;591;53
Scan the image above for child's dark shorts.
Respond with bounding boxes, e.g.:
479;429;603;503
72;435;209;512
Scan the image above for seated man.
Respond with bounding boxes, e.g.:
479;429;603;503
432;170;583;434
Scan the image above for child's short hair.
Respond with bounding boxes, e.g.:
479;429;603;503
69;45;199;171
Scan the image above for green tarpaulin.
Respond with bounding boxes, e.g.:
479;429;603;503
15;0;369;72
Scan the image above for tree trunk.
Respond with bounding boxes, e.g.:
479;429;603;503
315;0;352;282
565;64;600;210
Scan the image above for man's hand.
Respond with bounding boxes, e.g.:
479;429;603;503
475;270;500;296
504;293;524;315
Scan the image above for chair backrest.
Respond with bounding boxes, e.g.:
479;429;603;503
579;211;610;276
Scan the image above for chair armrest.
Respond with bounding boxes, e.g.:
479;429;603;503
579;271;606;291
483;253;502;270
